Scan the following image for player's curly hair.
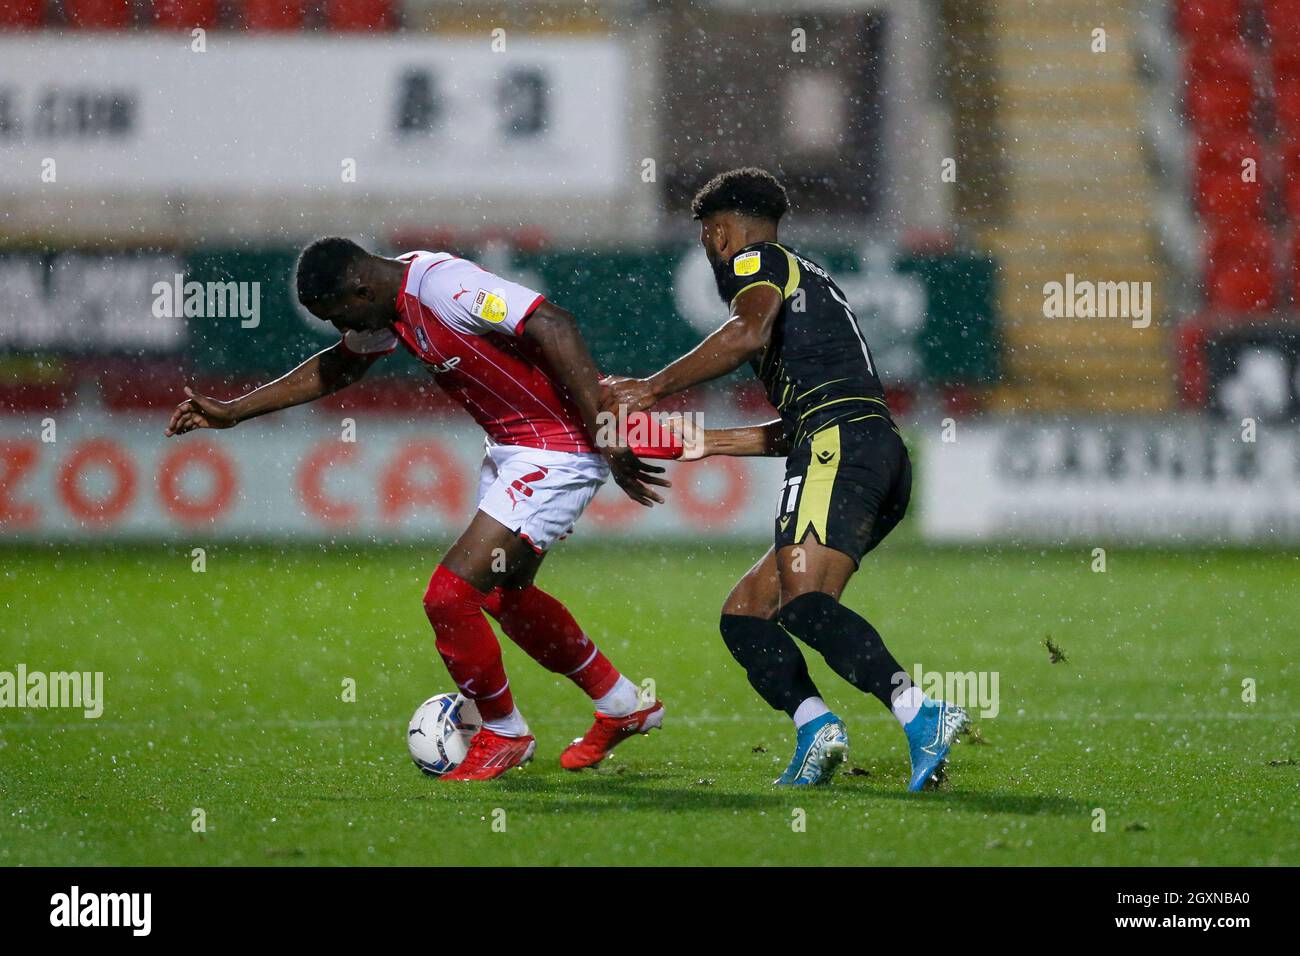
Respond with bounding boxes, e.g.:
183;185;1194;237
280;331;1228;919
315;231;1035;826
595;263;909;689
690;167;790;224
296;236;369;307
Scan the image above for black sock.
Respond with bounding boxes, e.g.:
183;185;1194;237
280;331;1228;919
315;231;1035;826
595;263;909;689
776;592;909;711
719;614;821;718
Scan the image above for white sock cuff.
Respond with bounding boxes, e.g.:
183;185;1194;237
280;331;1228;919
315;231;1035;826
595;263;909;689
892;686;926;726
792;696;830;729
593;675;641;718
483;706;530;737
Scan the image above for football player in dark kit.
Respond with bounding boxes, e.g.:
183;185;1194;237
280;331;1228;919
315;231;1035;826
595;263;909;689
604;168;967;790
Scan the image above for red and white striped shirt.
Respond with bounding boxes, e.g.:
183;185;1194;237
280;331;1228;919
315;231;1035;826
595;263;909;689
341;252;595;453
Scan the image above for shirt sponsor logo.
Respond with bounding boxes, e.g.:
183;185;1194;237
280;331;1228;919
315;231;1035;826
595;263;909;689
733;251;761;277
471;289;509;324
426;355;461;374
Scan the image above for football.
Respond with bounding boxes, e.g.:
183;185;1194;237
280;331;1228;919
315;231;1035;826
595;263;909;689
407;693;482;776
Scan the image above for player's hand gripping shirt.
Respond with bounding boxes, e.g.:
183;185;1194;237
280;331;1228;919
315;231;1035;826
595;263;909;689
714;242;894;447
341;252;595;453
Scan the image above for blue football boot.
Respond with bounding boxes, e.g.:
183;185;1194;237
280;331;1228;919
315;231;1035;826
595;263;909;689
905;699;969;792
775;713;849;786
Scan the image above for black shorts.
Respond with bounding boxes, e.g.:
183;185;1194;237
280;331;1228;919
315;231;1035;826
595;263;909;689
774;416;911;564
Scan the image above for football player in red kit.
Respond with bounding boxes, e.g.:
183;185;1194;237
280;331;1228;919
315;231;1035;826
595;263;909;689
165;238;667;780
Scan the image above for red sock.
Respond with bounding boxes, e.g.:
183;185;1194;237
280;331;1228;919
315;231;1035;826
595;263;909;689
485;585;621;699
423;566;514;721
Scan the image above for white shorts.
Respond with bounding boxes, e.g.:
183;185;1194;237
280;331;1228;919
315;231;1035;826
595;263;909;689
475;441;610;553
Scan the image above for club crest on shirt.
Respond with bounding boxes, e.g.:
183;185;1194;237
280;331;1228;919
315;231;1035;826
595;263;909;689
471;289;509;324
733;251;761;276
413;325;430;351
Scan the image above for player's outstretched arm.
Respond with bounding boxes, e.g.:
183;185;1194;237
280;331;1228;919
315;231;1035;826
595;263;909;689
164;342;378;436
522;302;670;507
668;416;788;460
603;284;783;415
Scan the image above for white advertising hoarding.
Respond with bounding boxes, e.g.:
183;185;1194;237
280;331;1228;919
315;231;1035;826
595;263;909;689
0;35;628;197
0;410;782;542
920;418;1300;544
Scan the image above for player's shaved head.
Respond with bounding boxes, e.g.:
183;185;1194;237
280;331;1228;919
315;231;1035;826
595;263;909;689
296;236;371;308
691;167;789;224
296;236;406;331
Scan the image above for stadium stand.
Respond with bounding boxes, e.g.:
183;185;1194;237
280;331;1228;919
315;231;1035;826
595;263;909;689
64;0;134;29
242;0;305;30
0;0;46;28
1169;0;1300;405
0;0;394;30
954;1;1170;413
152;0;220;29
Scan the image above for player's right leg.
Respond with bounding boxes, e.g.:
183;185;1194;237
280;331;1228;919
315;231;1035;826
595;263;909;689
719;548;848;785
423;510;541;781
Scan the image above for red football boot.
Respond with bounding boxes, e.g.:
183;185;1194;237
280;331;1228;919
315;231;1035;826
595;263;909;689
560;700;666;770
441;729;537;781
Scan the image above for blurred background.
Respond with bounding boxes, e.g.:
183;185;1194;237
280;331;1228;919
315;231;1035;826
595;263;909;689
1;0;1297;545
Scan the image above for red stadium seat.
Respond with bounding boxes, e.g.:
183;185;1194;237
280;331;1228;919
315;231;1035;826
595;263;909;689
1282;144;1300;219
1272;40;1300;84
1291;231;1300;303
1187;78;1256;132
1205;219;1273;293
1194;141;1265;219
1208;258;1277;311
65;0;132;29
1185;50;1256;133
0;0;45;28
1264;0;1300;41
1177;0;1244;39
323;0;393;31
153;0;219;29
1277;77;1300;136
242;0;304;30
1186;38;1254;81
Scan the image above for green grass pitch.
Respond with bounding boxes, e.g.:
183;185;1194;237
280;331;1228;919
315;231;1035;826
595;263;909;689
1;541;1296;866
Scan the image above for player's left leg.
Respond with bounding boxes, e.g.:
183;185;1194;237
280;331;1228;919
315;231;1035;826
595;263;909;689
470;443;663;770
481;558;662;770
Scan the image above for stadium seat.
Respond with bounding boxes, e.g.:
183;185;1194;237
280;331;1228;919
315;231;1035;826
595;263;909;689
1187;78;1256;133
1272;40;1300;83
242;0;303;30
1282;144;1300;219
1264;0;1300;41
1185;49;1256;133
1176;0;1244;39
153;0;220;29
0;0;45;28
1277;78;1300;137
1186;38;1254;79
1205;219;1273;293
1207;258;1277;311
1291;231;1300;303
1194;142;1265;219
322;0;393;31
65;0;132;29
